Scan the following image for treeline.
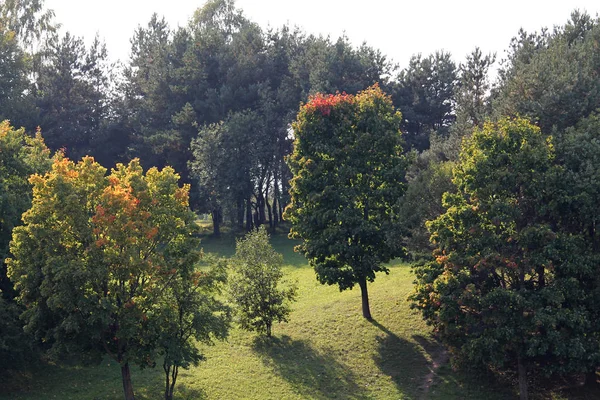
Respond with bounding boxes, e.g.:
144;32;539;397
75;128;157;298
4;0;600;397
1;0;496;236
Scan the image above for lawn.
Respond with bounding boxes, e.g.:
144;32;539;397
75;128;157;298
2;230;598;400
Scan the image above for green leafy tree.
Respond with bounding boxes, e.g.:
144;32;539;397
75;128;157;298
286;84;406;320
391;51;457;151
0;121;51;295
8;156;201;400
410;118;600;399
0;121;51;370
35;33;115;162
455;47;495;131
0;0;56;49
493;11;600;134
228;226;297;337
157;255;231;400
0;26;29;124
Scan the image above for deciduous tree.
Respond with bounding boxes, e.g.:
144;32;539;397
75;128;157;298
410;118;600;399
8;156;201;400
228;226;297;337
286;85;406;320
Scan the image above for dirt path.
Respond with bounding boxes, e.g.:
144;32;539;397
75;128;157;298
418;348;449;399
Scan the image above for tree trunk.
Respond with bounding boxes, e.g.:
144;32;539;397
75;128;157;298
163;360;179;400
358;277;372;320
266;321;272;337
587;368;598;386
212;208;220;237
121;362;135;400
272;170;279;227
257;192;266;225
518;356;528;400
163;362;171;400
237;198;245;230
266;197;273;229
169;365;178;400
246;198;253;232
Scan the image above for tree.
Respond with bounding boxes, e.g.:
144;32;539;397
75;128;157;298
157;255;231;400
0;121;51;370
455;47;495;131
286;84;406;320
0;121;51;296
493;11;600;134
228;226;297;337
391;51;457;151
0;25;29;124
35;33;115;162
410;118;600;399
8;156;201;400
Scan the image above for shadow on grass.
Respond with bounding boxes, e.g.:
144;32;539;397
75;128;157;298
199;230;307;268
370;320;431;399
411;333;515;399
252;335;368;399
175;385;207;400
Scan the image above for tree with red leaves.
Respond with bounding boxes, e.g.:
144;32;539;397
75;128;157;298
8;156;228;400
286;85;407;320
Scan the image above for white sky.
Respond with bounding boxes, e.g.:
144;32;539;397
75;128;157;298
44;0;600;70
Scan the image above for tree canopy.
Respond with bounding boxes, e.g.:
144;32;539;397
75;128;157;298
7;156;209;400
410;117;600;399
286;84;406;320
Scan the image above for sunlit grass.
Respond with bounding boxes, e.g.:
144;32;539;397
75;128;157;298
3;231;596;399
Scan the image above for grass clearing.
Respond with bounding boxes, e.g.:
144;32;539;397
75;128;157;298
2;231;597;399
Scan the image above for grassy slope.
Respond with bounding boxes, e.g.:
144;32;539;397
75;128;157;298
3;232;597;400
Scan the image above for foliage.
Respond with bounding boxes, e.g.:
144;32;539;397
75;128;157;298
0;0;56;48
0;26;29;124
1;244;524;400
286;84;406;320
7;156;202;400
410;117;600;399
391;51;457;151
0;121;52;293
0;121;51;371
493;11;600;134
35;33;118;164
397;158;455;259
228;226;297;337
157;255;231;400
453;47;495;137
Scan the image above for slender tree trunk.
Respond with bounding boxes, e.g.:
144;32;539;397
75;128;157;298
237;198;245;230
169;365;178;400
278;198;284;223
121;362;135;400
518;356;528;400
257;192;266;225
266;321;272;337
587;368;598;386
212;208;220;237
358;277;372;320
266;197;273;229
246;198;253;232
273;169;279;227
163;361;171;400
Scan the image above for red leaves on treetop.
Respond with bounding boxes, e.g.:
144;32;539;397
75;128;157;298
304;92;353;116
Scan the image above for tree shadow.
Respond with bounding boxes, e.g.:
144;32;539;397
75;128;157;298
252;335;369;399
409;332;515;399
370;320;432;399
175;384;207;400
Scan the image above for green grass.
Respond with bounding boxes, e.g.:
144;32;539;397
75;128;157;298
3;231;598;399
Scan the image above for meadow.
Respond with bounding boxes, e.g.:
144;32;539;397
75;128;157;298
2;229;598;400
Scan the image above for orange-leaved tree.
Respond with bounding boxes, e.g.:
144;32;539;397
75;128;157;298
8;156;229;400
